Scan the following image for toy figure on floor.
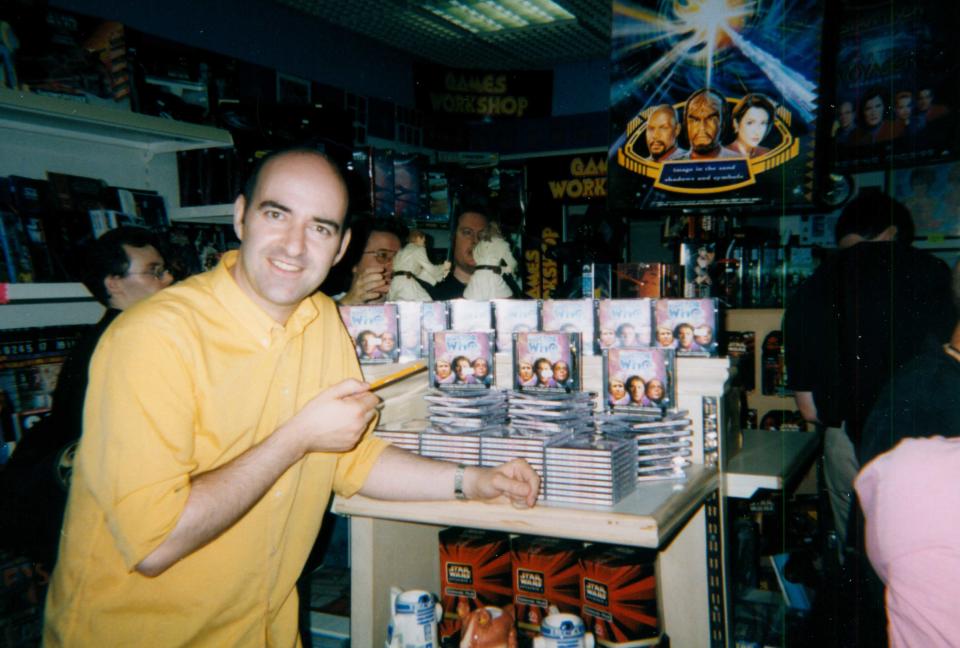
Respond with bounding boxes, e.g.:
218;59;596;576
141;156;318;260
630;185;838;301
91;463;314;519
464;223;518;300
387;230;450;302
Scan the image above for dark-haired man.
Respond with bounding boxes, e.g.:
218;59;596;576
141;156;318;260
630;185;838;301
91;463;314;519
784;190;955;550
678;89;739;160
429;206;489;300
0;226;172;568
44;148;539;646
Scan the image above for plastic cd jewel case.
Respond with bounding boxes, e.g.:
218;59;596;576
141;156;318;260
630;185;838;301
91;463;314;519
337;303;399;364
594;298;653;354
492;299;540;353
429;331;495;390
512;331;581;393
652;298;719;357
540;299;595;355
602;347;676;411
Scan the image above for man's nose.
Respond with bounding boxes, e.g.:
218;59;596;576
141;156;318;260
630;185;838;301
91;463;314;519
284;226;306;255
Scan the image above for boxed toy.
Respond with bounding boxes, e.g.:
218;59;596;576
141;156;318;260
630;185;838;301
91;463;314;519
579;543;661;646
438;527;512;645
511;535;583;637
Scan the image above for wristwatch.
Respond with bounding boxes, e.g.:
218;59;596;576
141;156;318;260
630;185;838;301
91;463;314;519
454;464;468;500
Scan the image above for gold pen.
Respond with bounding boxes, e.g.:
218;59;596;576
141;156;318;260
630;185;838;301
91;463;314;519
368;361;428;391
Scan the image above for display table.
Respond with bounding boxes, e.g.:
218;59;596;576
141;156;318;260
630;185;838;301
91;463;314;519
333;466;719;647
722;429;821;499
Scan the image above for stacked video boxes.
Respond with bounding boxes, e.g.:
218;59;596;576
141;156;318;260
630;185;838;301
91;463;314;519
544;436;638;506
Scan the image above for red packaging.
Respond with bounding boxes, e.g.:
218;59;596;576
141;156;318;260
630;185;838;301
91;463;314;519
438;527;512;643
511;535;583;637
579;543;661;646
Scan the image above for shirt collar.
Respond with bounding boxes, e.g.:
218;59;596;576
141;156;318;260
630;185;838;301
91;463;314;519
211;250;320;345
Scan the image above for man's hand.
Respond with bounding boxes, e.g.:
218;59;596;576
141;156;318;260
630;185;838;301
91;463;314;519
340;267;390;304
464;458;540;508
281;379;381;456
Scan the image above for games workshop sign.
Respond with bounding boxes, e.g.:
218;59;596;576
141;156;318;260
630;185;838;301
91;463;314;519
414;64;552;120
527;154;608;203
608;0;824;211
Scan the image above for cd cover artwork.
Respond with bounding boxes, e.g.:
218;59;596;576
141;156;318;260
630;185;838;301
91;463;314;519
429;331;495;390
512;331;581;392
595;298;653;353
338;303;399;364
449;299;494;332
652;298;718;356
420;301;449;355
493;299;540;353
603;347;675;410
393;301;422;361
541;299;596;356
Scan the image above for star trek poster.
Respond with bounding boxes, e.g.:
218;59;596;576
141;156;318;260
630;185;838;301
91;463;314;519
831;1;960;171
608;0;824;212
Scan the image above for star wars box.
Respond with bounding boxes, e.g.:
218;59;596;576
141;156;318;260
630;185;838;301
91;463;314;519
438;527;512;644
579;543;662;646
511;535;583;637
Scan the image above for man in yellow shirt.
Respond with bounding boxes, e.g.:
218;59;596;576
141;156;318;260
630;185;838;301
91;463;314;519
43;148;539;646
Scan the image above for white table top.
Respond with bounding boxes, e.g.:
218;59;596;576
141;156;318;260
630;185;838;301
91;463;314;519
722;429;821;499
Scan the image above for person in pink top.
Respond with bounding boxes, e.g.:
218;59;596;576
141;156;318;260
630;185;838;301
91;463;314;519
855;435;960;647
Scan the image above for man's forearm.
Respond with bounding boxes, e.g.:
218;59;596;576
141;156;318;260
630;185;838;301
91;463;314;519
136;426;303;576
359;446;466;501
794;391;820;424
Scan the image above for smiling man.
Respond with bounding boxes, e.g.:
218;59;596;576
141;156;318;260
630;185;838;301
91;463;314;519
44;148;539;647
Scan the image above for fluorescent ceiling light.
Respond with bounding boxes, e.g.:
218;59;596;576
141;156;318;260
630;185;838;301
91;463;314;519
423;0;575;33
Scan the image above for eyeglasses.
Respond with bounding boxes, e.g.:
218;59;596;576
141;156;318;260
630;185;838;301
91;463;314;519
457;227;480;241
127;266;170;280
362;249;397;264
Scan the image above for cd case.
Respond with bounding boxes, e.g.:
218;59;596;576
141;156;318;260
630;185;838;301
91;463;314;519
338;303;399;364
429;330;495;390
602;347;676;410
512;330;581;392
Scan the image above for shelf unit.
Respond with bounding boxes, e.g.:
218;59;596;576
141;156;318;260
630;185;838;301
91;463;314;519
0;89;234;329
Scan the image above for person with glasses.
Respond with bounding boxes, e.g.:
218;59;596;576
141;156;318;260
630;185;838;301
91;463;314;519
43;148;539;647
429;202;490;301
323;215;405;304
0;226;173;570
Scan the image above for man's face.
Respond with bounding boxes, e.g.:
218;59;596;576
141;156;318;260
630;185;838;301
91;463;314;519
646;109;679;160
518;361;534;381
609;379;625;400
232;153;350;323
553;362;569;382
453;211;488;274
473;358;489;378
895;96;912;122
354;230;401;281
360;333;379;355
628;378;645;401
617;325;637;346
599;329;616;348
380;332;396;352
918;89;933;112
455;358;472;379
647;380;664;400
677;325;694;347
656;327;674;346
838;102;854;128
436;359;451;379
108;244;173;310
863;96;884;127
686;93;723;154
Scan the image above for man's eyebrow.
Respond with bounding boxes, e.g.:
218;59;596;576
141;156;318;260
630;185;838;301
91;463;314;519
256;200;341;232
312;217;341;233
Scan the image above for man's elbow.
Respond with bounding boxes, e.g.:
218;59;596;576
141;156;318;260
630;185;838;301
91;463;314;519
135;552;174;578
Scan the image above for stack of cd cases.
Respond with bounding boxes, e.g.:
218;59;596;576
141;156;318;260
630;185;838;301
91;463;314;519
374;418;426;452
507;390;596;436
480;429;573;500
544;436;638;506
419;428;483;464
597;410;693;482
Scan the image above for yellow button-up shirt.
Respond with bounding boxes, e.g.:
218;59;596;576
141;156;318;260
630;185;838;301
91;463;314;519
44;251;387;647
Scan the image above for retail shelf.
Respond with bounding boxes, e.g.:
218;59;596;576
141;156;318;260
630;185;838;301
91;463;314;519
1;282;103;329
169;203;234;224
0;88;233;153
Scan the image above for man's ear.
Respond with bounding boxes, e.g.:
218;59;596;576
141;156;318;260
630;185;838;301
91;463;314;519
232;195;246;241
103;275;123;307
334;228;352;266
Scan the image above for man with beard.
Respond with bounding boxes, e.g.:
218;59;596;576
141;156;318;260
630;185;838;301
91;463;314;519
644;104;687;161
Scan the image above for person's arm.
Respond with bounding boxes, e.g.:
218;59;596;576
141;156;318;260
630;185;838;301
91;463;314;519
794;390;820;424
358;445;540;508
338;267;391;305
136;379;379;576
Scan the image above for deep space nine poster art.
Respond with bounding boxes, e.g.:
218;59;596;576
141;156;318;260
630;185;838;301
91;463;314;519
608;0;824;211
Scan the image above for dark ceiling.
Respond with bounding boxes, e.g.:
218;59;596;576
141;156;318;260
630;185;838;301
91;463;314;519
271;0;612;69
